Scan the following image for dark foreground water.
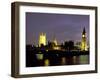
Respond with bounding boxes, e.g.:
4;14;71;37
26;51;89;67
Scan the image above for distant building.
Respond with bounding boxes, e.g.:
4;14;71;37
52;38;61;50
53;38;58;46
39;32;46;47
81;27;87;51
75;41;81;50
47;38;61;50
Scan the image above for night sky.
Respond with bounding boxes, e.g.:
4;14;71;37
26;12;89;45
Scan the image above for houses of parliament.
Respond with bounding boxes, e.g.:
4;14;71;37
38;28;88;51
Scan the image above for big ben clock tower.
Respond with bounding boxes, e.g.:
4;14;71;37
81;27;87;51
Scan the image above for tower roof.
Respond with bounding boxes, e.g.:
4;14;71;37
40;32;46;35
82;27;86;34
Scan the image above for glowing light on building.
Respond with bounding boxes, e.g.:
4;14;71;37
82;34;85;37
53;38;58;45
39;32;46;47
53;46;61;50
53;38;61;50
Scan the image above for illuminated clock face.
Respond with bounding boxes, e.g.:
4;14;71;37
82;34;85;37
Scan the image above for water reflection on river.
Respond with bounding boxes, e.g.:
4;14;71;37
36;54;89;66
26;51;89;67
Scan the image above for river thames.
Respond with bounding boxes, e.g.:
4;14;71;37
26;50;89;67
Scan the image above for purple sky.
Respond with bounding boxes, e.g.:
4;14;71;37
26;12;89;45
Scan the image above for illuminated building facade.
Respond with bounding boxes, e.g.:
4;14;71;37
53;38;58;46
81;28;87;51
39;33;46;47
53;38;61;50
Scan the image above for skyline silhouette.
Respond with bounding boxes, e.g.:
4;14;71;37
26;12;89;45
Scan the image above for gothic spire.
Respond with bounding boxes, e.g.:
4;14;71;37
82;27;86;34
